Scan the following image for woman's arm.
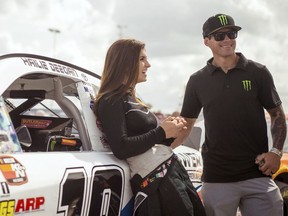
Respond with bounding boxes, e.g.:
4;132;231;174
97;97;166;159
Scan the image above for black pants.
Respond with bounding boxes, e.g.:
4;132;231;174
130;156;206;216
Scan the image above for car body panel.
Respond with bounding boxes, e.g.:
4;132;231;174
273;153;288;187
0;152;133;215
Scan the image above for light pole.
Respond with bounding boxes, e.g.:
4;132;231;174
48;28;61;57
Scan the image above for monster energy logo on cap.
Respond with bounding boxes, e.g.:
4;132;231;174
217;15;228;26
242;80;251;91
202;14;242;38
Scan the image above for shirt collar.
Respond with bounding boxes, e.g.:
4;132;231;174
206;53;248;75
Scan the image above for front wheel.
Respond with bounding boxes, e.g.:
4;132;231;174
280;186;288;215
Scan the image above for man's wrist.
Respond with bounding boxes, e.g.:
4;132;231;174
269;147;283;158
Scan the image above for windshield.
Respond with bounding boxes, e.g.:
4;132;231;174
0;96;22;153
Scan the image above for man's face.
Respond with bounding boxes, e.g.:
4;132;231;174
204;28;237;57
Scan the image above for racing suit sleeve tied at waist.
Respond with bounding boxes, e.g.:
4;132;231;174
126;144;173;178
130;154;207;216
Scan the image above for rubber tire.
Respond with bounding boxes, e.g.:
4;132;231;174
280;186;288;215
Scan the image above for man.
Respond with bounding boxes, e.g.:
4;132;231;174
177;13;287;216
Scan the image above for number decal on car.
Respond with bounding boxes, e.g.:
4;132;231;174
57;166;124;216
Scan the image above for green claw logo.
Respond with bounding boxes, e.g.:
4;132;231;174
242;80;251;91
217;15;228;26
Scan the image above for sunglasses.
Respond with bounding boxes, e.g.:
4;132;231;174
209;30;238;41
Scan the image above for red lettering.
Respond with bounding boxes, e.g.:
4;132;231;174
35;197;45;209
15;199;25;212
15;197;45;213
25;198;35;211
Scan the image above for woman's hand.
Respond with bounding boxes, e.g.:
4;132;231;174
160;116;187;139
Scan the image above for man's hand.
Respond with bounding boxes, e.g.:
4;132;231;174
255;152;281;176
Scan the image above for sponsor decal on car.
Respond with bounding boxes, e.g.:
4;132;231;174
0;196;45;215
21;118;52;129
15;196;45;214
0;156;28;186
0;199;15;216
20;57;79;78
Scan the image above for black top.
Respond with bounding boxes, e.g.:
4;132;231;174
181;53;282;183
97;93;172;160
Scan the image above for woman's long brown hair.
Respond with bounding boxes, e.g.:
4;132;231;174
93;38;146;114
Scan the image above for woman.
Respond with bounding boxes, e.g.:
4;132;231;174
94;38;206;216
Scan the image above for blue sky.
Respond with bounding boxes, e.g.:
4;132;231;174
0;0;287;114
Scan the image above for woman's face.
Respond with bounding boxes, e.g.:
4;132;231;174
137;48;151;83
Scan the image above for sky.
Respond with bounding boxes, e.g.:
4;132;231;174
0;0;287;114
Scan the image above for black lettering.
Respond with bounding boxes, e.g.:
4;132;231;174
21;57;30;66
54;63;61;73
48;63;78;77
39;61;48;70
68;68;78;77
1;182;9;195
49;62;56;71
21;58;49;70
20;57;80;78
58;65;64;73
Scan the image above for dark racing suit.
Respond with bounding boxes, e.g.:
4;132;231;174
131;155;206;216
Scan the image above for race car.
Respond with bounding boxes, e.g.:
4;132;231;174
273;149;288;215
0;53;203;216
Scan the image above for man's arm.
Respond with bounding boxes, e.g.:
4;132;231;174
255;105;287;175
170;117;197;149
267;105;287;152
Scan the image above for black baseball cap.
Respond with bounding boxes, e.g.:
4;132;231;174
202;14;242;38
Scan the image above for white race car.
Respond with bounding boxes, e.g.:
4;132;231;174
0;53;203;216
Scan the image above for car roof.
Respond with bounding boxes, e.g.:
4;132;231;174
0;53;101;96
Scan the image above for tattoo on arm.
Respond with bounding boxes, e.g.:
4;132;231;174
267;105;287;150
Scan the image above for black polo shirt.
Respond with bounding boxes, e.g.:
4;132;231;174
181;53;282;182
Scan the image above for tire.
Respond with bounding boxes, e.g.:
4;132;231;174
280;186;288;215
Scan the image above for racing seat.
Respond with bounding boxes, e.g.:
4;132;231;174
14;115;73;152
